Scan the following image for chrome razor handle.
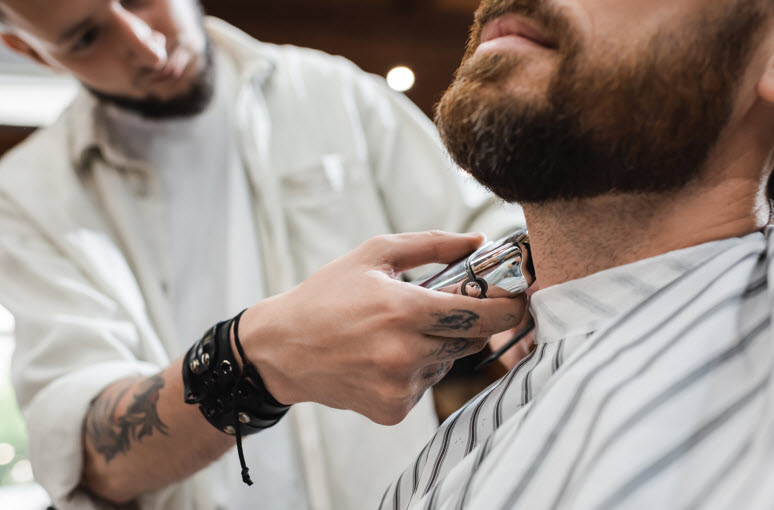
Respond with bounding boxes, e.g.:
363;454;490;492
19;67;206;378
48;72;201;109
411;228;534;298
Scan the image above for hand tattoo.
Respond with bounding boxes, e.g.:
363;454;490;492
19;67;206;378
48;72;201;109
434;339;475;359
428;309;480;333
87;375;169;463
422;363;449;381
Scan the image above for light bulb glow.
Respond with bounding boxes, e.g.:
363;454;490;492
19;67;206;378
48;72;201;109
386;66;415;92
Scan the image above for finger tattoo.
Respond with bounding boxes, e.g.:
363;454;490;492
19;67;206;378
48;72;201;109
434;339;475;359
422;363;449;380
428;309;480;333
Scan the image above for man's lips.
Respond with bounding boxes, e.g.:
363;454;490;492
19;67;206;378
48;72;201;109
477;13;556;53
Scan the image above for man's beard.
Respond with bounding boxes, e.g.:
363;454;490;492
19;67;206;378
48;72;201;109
88;39;215;120
436;0;769;204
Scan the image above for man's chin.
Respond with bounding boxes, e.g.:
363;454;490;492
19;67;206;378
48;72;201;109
88;42;215;120
88;76;214;120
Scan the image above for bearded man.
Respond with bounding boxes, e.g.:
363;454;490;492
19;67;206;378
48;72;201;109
0;0;525;509
381;0;774;508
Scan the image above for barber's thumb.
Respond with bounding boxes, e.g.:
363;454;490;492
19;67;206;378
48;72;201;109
379;230;486;273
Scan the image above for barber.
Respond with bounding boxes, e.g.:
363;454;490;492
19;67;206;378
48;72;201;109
82;231;524;504
0;0;523;508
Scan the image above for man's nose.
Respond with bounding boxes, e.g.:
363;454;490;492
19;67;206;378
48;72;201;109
113;6;167;69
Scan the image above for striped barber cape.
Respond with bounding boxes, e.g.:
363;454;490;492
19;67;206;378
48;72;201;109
381;228;774;510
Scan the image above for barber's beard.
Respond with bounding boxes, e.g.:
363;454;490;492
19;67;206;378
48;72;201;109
436;0;769;204
88;39;215;120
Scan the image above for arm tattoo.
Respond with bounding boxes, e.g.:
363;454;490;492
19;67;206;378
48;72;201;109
86;375;169;463
428;309;480;333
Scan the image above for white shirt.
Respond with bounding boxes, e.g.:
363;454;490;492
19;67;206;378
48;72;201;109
102;54;307;509
383;229;774;510
102;54;266;347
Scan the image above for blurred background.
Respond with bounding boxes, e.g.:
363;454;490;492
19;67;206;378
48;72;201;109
1;0;482;148
0;0;498;507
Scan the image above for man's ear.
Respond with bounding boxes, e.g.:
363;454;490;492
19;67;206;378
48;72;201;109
757;53;774;105
0;32;50;68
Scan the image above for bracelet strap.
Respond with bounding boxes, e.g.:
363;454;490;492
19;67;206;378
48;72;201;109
183;309;291;486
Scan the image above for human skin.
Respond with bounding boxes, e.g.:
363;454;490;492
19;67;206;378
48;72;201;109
0;0;207;102
451;0;774;366
0;0;528;504
439;0;774;288
524;7;774;289
80;232;526;504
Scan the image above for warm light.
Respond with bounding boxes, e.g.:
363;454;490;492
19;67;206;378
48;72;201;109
386;66;415;92
10;459;33;483
0;443;14;466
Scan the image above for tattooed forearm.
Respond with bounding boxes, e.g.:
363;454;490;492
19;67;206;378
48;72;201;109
428;309;480;333
86;375;169;463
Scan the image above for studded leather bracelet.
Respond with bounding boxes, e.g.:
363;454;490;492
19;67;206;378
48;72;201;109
182;310;291;485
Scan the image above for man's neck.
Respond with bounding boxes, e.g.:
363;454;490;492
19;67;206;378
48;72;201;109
523;175;770;289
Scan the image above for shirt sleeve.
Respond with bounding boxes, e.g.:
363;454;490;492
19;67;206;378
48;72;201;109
0;196;161;508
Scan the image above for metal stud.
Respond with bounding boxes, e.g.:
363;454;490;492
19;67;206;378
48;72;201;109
238;412;251;424
189;358;201;374
223;425;236;435
463;281;483;298
201;352;211;368
221;360;232;372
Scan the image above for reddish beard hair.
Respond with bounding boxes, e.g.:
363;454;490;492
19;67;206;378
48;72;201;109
436;0;771;204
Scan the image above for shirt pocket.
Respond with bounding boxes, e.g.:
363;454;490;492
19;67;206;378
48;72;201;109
280;154;392;276
282;154;362;205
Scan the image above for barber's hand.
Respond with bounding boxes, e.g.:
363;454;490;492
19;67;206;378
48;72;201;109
240;231;527;425
487;282;540;370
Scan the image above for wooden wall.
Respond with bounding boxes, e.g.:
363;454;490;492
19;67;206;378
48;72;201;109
200;0;477;117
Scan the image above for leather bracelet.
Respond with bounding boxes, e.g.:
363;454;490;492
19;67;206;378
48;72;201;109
182;310;291;484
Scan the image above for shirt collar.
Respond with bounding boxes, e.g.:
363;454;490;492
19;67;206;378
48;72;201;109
529;233;761;343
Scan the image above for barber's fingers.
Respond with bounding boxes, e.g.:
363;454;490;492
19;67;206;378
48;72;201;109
362;231;486;274
422;336;490;363
420;362;454;387
413;288;528;338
